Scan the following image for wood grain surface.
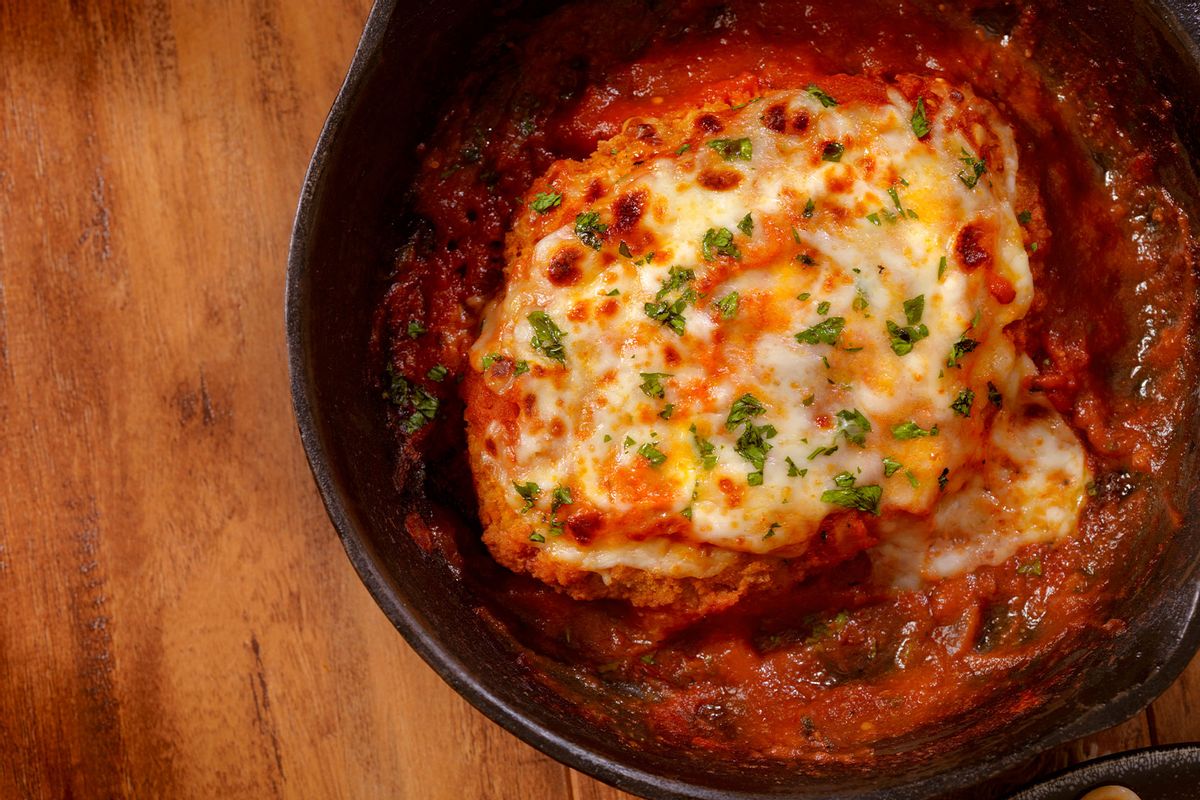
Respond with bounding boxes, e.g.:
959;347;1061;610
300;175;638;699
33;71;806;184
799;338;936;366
0;2;1195;798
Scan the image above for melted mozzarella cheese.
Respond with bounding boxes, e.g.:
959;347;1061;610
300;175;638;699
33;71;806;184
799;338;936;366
468;79;1089;587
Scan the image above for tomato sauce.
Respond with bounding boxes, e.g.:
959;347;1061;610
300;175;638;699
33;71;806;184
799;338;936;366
372;0;1197;760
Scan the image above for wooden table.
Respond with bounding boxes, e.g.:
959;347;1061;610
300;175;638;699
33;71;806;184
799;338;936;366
1;2;1196;797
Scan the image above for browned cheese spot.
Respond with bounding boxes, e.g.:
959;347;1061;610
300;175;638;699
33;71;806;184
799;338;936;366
611;189;648;234
695;113;724;134
761;103;787;133
698;168;743;192
548;247;584;286
956;223;992;270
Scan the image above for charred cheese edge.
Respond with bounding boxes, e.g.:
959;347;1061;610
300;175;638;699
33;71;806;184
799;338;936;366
464;77;1089;601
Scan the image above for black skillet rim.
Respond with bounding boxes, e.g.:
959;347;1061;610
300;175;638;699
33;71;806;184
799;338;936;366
285;2;1200;797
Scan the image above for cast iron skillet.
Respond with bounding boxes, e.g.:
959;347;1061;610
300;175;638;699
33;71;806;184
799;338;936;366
287;2;1200;797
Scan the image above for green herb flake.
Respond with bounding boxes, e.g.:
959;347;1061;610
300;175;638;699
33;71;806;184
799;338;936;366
987;381;1003;408
676;143;692;155
1017;210;1032;225
882;456;902;477
816;300;831;315
623;435;636;451
702;227;743;261
821;484;882;515
951;388;975;417
937;256;948;280
659;403;675;419
529;532;546;543
834;408;871;446
384;366;441;433
1017;559;1043;577
937;467;950;492
804;197;816;218
808;444;839;460
764;522;781;540
426;364;449;382
726;393;766;428
911;97;930;138
795;317;846;346
618;241;633;258
573;210;608;250
822;141;845;163
481;353;501;371
892;421;937;440
639;372;673;399
690;424;718;470
528;311;567;364
957;148;987;189
798;292;811;301
513;360;530;376
807;84;839;108
406;320;427;339
707;137;753;161
602;288;620;296
530;192;563;213
905;470;920;488
638;442;667;468
737;213;754;237
513;480;541;512
946;334;980;369
802;393;815;406
786;456;806;477
716;291;740;319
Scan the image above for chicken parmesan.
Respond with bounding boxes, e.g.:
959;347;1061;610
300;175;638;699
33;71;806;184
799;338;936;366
373;0;1197;764
464;78;1088;608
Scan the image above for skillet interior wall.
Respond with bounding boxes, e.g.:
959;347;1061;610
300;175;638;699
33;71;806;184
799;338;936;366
295;0;1200;795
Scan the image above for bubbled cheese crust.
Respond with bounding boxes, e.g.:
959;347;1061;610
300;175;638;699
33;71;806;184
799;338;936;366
464;76;1089;610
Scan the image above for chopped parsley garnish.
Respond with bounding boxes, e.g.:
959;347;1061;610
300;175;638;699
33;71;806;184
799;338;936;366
619;241;633;258
886;294;930;356
797;253;816;266
957;148;987;189
911;97;930;138
905;470;920;488
892;421;938;440
427;364;449;382
529;532;546;543
816;301;831;315
786;456;806;477
530;192;562;213
528;311;567;363
573;210;608;250
707;137;753;161
866;212;881;226
737;212;754;236
802;394;815;406
882;456;902;477
946;334;980;369
795;317;845;346
834;408;872;446
513;360;530;376
645;266;697;335
602;288;620;296
808;444;839;460
406;320;426;339
384;365;439;433
951;388;975;417
481;353;500;371
937;467;950;491
987;381;1003;408
852;287;870;312
638;442;667;467
807;84;839;108
820;474;882;515
1017;210;1032;225
690;424;718;470
623;435;636;451
804;197;816;218
715;291;740;319
656;265;696;300
726;393;766;428
513;480;540;512
1017;559;1043;577
659;403;675;419
639;372;672;398
551;486;573;513
735;421;777;486
798;292;812;301
764;522;780;540
702;227;743;261
822;141;845;162
937;256;948;280
676;143;692;155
